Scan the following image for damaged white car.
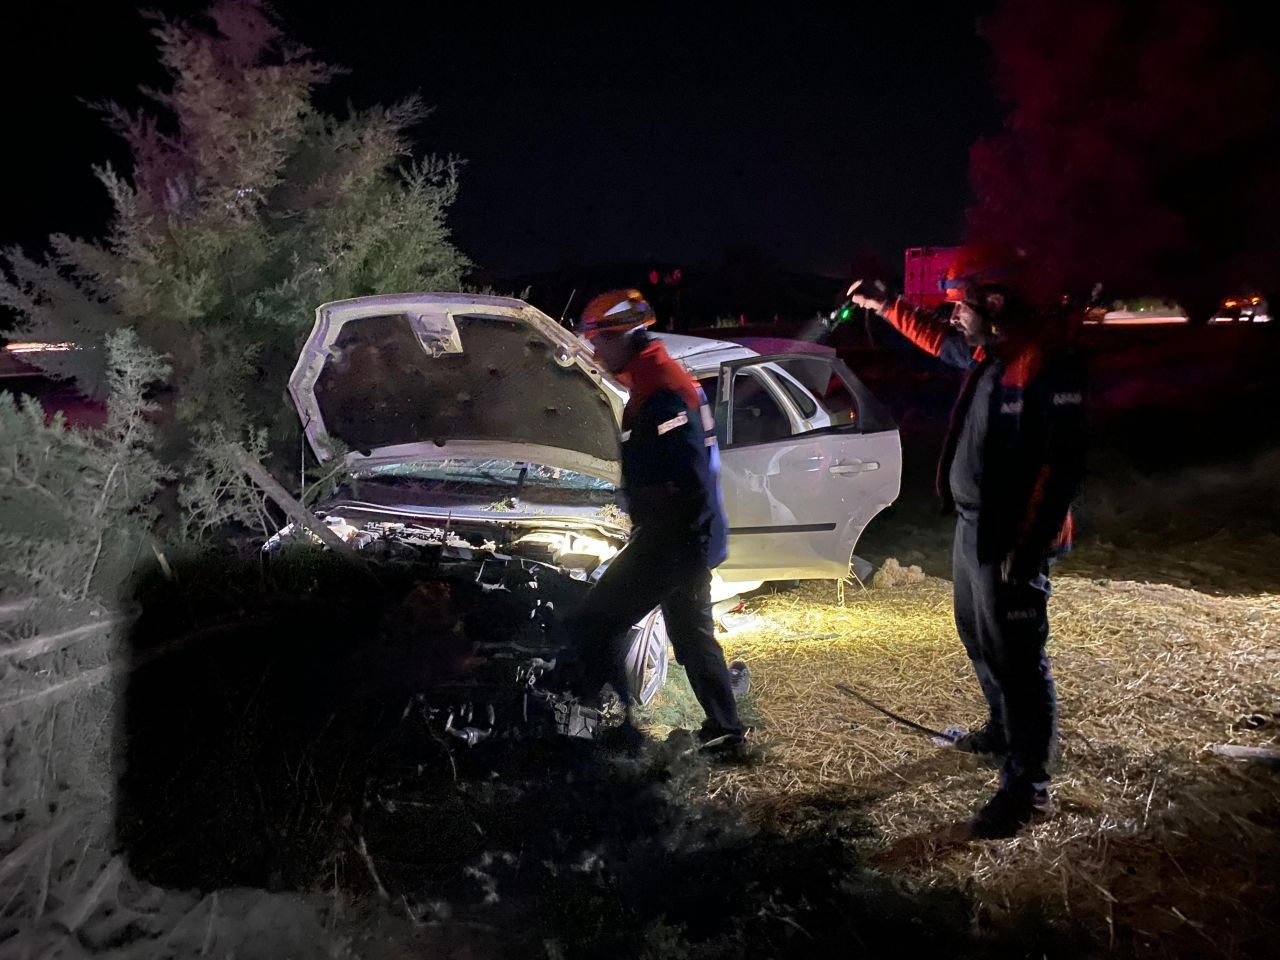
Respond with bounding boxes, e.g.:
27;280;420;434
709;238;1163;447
274;293;901;708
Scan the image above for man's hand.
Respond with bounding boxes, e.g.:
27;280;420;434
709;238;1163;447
846;279;889;313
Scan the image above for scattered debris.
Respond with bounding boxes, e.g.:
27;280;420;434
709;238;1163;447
229;442;366;567
718;612;771;634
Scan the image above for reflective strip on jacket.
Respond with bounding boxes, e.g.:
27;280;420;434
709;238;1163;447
618;339;729;568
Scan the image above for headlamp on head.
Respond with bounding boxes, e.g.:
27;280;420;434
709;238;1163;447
579;289;657;339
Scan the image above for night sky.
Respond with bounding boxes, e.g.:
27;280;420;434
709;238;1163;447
8;1;1001;277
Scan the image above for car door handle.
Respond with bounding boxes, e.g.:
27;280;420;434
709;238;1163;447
830;460;878;475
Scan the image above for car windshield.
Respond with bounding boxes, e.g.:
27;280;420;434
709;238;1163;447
360;458;616;493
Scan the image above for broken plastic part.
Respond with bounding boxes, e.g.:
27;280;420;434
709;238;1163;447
409;311;465;359
446;725;492;747
553;699;599;740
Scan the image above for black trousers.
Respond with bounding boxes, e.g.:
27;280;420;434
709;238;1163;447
568;525;742;736
953;515;1057;786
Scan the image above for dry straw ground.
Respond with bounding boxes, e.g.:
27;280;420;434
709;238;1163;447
648;574;1280;957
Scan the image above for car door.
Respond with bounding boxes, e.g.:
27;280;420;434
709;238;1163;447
711;354;902;583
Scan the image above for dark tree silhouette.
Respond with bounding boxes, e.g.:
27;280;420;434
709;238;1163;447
967;0;1279;318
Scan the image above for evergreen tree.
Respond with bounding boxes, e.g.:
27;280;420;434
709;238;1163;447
0;0;470;481
0;330;171;603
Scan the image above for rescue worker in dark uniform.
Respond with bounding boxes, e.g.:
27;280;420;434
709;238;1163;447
849;248;1086;838
566;289;746;754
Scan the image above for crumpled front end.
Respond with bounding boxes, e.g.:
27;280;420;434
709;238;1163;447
263;512;668;743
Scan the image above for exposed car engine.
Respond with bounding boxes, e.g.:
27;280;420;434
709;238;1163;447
263;513;662;744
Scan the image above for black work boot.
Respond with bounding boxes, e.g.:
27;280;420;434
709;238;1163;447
969;781;1053;840
951;721;1008;757
696;721;751;762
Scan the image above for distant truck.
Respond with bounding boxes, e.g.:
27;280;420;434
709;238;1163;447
903;246;959;310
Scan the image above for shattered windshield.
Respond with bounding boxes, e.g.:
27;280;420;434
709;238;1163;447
361;458;616;492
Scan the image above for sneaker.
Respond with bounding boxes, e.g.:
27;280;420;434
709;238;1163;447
728;660;751;699
951;722;1008;757
969;782;1053;840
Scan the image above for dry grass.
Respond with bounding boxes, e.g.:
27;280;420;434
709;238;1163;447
698;574;1280;956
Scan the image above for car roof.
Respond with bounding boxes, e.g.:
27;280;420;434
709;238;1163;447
653;333;758;372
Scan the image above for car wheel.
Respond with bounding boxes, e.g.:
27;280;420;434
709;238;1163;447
622;608;669;705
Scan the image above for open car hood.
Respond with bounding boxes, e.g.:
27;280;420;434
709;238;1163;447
289;294;626;483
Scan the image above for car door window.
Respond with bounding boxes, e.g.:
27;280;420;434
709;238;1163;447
817;371;858;427
719;355;896;444
729;370;792;446
769;357;857;427
770;370;818;419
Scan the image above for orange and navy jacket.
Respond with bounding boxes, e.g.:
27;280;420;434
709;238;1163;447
617;338;729;567
880;297;1086;567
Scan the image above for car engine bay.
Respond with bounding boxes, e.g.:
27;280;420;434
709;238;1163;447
262;512;660;743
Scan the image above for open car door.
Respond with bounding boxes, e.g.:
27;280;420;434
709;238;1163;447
712;354;902;583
